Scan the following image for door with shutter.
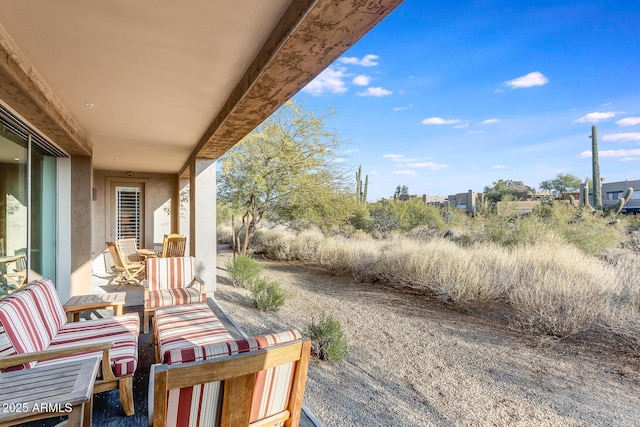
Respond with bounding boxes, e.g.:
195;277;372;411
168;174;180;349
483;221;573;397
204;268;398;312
107;180;145;247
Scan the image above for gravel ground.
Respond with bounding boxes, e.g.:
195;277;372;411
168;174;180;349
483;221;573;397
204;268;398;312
215;248;640;427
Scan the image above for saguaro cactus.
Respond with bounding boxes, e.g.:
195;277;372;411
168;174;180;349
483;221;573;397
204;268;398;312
356;165;368;203
583;125;633;214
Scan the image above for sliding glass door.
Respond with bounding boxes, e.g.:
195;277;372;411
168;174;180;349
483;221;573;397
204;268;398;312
0;106;64;291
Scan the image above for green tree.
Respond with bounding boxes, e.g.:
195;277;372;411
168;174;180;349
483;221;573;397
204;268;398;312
484;180;522;203
539;173;581;195
217;101;351;252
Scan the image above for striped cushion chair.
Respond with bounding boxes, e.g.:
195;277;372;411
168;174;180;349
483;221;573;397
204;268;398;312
144;256;207;334
0;279;140;416
149;329;311;427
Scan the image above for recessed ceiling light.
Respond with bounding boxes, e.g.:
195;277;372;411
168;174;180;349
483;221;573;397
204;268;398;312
85;102;95;109
13;157;19;161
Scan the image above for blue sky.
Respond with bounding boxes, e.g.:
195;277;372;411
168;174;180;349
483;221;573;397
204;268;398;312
292;0;640;201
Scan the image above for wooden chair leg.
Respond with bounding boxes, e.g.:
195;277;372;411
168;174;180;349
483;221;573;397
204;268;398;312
83;394;93;427
144;311;150;334
119;376;135;416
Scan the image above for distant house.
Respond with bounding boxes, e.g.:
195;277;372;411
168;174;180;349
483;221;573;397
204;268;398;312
446;190;483;216
392;193;446;205
580;179;640;213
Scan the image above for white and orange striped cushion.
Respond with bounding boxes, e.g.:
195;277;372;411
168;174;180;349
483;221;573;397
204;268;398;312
23;279;67;340
146;257;197;291
251;329;303;423
0;290;53;369
42;320;139;377
154;303;233;362
144;288;206;310
150;329;302;427
0;280;140;378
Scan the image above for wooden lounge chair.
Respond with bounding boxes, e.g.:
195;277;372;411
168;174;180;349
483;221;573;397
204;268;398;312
149;330;311;427
160;234;186;258
143;256;206;334
106;242;145;288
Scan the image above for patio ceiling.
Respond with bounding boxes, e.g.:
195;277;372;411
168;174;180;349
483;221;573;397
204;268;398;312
0;0;403;176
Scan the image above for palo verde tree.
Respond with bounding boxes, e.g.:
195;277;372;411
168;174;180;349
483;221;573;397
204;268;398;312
539;173;581;195
217;100;353;253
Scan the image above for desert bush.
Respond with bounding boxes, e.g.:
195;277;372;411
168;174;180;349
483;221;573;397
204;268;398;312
292;228;324;261
251;228;296;260
217;224;233;244
248;276;289;312
305;312;348;362
226;254;262;287
368;209;402;238
506;242;617;337
318;238;381;281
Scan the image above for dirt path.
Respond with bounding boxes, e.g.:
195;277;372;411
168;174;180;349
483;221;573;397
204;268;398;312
215;248;640;426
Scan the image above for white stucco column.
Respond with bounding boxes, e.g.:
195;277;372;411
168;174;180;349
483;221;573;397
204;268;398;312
189;159;216;295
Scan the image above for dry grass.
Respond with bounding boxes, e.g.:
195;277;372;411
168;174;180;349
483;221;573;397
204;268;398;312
250;227;640;342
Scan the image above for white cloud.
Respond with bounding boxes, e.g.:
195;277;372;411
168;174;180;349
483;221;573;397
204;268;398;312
504;71;548;89
620;157;639;162
352;75;371;86
383;154;404;159
332;158;346;163
492;165;507;169
421;117;460;125
340;54;379;67
481;118;500;124
602;132;640;142
357;87;392;97
406;162;448;170
302;66;348;95
391;170;417;176
392;104;414;111
575;111;618;123
617;117;640;126
580;149;640;158
453;123;469;129
343;149;359;154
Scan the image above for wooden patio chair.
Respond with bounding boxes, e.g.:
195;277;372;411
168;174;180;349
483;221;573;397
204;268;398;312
143;256;205;334
160;234;186;258
149;331;311;427
106;242;145;288
116;238;143;263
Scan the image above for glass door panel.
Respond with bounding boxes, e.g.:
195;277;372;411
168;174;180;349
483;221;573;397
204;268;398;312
0;124;28;291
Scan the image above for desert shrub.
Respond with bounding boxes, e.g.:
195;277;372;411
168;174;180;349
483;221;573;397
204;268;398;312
226;255;262;287
367;209;402;238
251;228;296;260
248;276;289;311
217;224;233;244
506;242;617;337
305;312;348;362
291;228;324;261
318;238;381;281
406;225;442;242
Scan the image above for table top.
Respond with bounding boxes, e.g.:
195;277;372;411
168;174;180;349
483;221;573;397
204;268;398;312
64;292;126;309
0;254;25;264
136;248;157;257
0;357;99;423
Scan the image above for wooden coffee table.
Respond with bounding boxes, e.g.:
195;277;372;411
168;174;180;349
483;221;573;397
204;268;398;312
63;292;126;322
0;357;99;426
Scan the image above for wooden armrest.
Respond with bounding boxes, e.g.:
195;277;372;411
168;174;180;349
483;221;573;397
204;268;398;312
0;340;117;381
190;275;205;293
